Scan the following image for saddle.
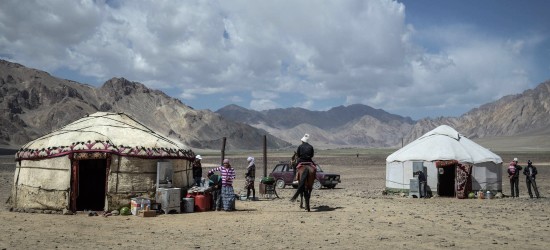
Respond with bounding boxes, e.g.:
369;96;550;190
296;162;315;170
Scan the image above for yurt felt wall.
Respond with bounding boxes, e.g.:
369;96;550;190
385;161;502;193
107;156;192;209
470;162;502;191
12;157;71;210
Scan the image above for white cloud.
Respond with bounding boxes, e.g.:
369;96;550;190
250;99;278;111
0;0;547;119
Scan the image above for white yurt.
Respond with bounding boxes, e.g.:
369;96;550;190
386;125;502;196
11;112;195;212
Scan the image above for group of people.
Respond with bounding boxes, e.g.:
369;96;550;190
191;155;257;212
508;158;540;198
190;133;315;211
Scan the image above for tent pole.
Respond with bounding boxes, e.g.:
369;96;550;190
263;135;267;178
221;137;226;165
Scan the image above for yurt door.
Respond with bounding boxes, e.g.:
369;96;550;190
437;165;456;197
72;159;108;211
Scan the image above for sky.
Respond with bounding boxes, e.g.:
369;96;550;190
1;0;549;120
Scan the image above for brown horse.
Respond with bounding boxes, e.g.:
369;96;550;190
290;152;316;211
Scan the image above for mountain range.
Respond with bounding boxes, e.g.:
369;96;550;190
1;59;549;150
0;60;290;150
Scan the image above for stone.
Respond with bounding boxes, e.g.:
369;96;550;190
62;208;73;215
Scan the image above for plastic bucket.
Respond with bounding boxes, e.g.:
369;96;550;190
182;198;194;213
194;194;211;212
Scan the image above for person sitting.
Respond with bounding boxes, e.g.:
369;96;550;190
293;133;314;184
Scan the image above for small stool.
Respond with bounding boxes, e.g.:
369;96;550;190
259;182;279;199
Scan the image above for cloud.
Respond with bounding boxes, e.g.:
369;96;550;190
0;0;546;119
250;99;278;111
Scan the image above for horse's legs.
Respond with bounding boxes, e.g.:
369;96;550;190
290;167;309;202
300;193;304;209
305;189;311;212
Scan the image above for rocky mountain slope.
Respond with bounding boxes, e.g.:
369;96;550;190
218;82;550;148
2;59;548;150
404;81;550;144
217;104;416;147
0;60;291;150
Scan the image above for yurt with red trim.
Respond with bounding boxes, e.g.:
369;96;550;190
10;112;195;212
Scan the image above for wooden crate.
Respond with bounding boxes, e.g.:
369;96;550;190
139;210;157;217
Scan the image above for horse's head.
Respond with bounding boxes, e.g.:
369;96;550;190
290;151;298;166
290;151;298;163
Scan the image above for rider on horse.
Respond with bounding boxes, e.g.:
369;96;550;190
293;133;314;184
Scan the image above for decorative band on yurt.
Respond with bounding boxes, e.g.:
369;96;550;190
15;140;195;161
435;160;458;168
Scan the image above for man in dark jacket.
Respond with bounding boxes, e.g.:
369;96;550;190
297;133;314;163
523;160;540;198
192;155;203;187
416;171;428;198
293;134;314;184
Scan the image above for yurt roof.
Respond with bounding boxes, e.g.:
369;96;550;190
386;125;502;164
16;112;194;160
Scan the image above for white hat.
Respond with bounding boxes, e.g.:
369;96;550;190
196;155;202;160
513;157;518;162
247;156;254;162
301;133;310;143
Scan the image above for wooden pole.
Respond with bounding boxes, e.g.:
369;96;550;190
263;135;267;177
221;137;226;165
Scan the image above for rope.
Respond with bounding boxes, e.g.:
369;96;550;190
20;112;185;150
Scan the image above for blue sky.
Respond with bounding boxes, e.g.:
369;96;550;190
1;0;549;120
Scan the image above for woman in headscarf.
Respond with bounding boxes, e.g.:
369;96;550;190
207;159;236;211
245;156;256;200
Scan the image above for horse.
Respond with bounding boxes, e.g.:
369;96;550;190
289;152;316;212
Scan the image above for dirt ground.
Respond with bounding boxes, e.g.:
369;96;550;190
1;150;550;249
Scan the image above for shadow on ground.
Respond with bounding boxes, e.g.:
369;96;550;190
311;205;344;212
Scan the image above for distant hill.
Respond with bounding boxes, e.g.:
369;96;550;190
0;60;291;150
218;82;550;148
217;104;415;147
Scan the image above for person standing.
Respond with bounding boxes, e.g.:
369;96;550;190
245;156;256;200
523;160;540;198
207;173;223;211
508;158;522;198
192;155;203;187
294;133;314;184
416;170;428;198
207;159;236;211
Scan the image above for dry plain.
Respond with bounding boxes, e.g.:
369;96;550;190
1;149;550;249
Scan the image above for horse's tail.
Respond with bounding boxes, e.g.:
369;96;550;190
291;166;310;201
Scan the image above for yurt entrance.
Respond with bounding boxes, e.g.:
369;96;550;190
436;161;458;197
70;153;110;211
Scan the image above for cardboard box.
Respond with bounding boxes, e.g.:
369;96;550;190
139;210;156;217
131;197;151;216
